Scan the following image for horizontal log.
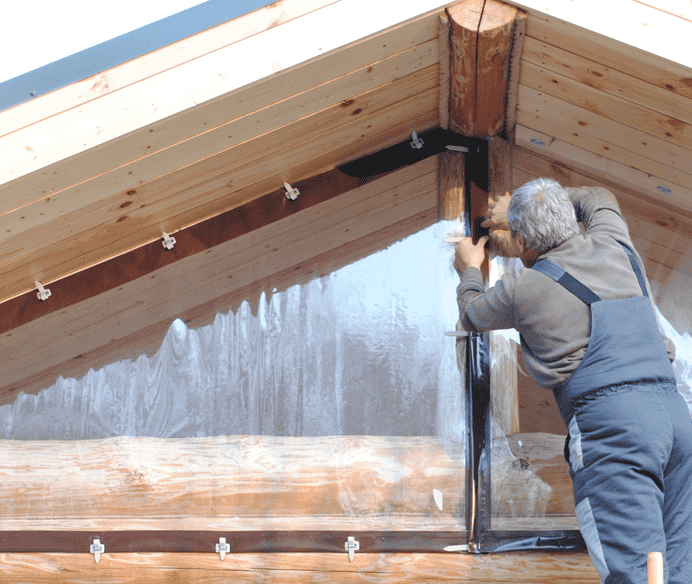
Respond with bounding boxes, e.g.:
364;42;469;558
0;550;599;583
0;435;464;531
0;432;573;531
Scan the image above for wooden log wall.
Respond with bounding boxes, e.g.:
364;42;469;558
0;433;592;581
0;551;598;583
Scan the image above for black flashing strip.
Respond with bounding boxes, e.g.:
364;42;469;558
0;531;468;554
0;0;275;112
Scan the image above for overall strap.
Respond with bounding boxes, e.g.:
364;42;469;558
618;242;648;297
531;260;601;305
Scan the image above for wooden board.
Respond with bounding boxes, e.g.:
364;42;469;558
516;85;692;190
0;431;574;531
519;61;692;153
0;69;441;302
0;158;440;403
0;550;599;583
521;36;692;126
0;0;342;136
507;0;692;75
0;0;453;186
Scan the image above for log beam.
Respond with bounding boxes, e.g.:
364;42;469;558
438;151;465;220
487;136;520;436
0;550;598;583
447;0;520;138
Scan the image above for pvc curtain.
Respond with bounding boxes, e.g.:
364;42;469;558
0;221;466;441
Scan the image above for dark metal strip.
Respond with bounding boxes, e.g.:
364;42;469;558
0;531;468;554
0;0;276;112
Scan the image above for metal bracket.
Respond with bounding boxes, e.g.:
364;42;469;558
410;130;424;149
90;538;105;563
162;232;176;250
35;281;51;301
345;536;359;561
216;537;231;560
284;182;300;201
446;145;469;152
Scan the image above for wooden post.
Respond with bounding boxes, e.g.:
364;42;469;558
438;151;465;221
648;552;664;584
475;0;519;137
447;0;483;136
438;13;451;130
447;0;519;139
488;135;520;435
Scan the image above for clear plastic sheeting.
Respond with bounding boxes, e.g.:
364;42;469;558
0;221;466;441
655;305;692;414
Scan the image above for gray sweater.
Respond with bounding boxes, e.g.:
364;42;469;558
457;186;676;391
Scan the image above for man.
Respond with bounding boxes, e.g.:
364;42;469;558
454;178;692;584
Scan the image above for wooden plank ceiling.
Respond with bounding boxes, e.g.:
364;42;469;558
0;0;458;402
0;0;453;304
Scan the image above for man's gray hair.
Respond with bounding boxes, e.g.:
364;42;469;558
508;178;579;253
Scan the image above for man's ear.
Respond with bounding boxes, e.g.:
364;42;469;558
512;232;527;255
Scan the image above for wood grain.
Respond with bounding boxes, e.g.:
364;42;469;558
448;0;483;136
519;61;692;152
475;0;518;137
0;70;441;302
516;85;692;185
438;150;465;220
521;36;692;126
0;550;599;583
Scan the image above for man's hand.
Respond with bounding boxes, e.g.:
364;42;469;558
480;192;511;231
454;236;489;273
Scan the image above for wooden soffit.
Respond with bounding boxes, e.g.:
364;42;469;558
0;0;460;306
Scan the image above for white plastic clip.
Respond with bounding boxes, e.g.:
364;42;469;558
345;536;359;561
162;232;176;250
216;537;231;560
284;182;300;201
90;538;105;563
410;130;424;149
35;281;51;302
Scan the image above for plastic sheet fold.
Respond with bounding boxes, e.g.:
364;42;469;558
0;221;466;441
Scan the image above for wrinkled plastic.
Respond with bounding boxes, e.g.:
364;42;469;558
0;221;466;442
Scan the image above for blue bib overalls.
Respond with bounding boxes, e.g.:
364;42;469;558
532;243;692;584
